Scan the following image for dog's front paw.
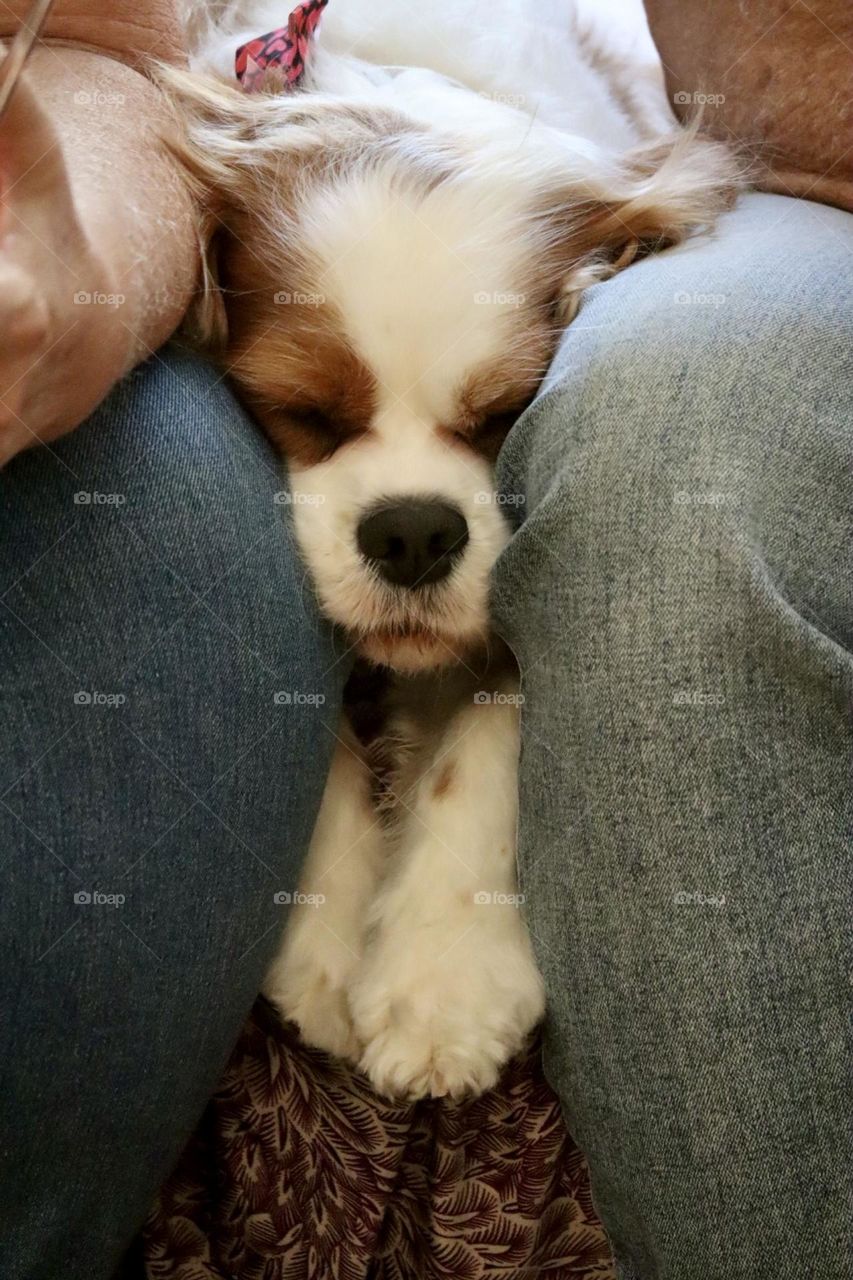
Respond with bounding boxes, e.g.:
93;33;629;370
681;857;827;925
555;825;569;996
350;918;544;1101
263;916;363;1062
266;962;362;1062
354;1009;512;1100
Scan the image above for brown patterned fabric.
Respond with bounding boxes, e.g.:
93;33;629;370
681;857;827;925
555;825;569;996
144;999;614;1280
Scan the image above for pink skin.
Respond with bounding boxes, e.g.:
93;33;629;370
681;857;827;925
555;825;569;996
0;75;131;464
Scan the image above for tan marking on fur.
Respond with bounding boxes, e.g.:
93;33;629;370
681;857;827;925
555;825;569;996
206;161;381;462
432;761;457;800
157;65;462;343
527;132;740;319
156;68;476;457
446;145;735;446
227;290;378;464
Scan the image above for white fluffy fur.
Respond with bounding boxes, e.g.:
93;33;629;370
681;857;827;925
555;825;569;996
267;669;545;1098
172;0;739;1098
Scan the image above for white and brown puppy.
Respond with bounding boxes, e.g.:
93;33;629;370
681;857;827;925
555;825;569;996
168;0;739;1099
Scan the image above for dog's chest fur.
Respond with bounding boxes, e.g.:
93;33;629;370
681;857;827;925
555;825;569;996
344;644;518;825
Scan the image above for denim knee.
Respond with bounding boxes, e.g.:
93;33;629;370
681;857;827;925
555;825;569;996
1;341;342;961
490;194;852;1280
494;194;853;674
0;345;342;1279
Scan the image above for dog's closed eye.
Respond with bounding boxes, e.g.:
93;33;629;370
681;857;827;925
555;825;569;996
445;402;532;461
470;409;524;458
285;404;338;435
250;399;367;463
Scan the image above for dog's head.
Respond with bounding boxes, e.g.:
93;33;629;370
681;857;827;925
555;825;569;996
162;70;738;671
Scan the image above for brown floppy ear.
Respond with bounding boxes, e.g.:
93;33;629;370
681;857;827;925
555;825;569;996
151;65;288;348
151;65;350;346
151;65;281;347
540;128;743;321
152;63;421;347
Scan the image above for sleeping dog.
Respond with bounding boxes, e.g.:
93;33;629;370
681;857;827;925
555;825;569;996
166;0;739;1099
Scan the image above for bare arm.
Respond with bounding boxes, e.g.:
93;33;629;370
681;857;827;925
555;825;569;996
643;0;853;213
0;2;198;463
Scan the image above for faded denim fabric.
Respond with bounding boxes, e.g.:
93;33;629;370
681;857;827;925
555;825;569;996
495;194;853;1280
0;348;343;1278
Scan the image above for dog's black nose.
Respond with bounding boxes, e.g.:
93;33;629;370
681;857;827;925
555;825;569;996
357;499;469;589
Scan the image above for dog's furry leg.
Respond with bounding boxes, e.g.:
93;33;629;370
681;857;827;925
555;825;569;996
349;674;545;1099
264;717;386;1060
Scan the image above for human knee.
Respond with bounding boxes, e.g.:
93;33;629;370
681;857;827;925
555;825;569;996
494;195;853;656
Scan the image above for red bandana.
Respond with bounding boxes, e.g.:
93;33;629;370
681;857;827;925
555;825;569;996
236;0;329;92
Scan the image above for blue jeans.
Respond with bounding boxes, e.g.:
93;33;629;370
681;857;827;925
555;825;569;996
0;353;344;1277
1;194;849;1279
495;194;852;1279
